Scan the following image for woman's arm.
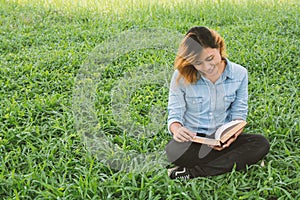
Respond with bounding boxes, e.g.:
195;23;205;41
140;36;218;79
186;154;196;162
167;71;186;133
167;71;196;142
230;67;248;121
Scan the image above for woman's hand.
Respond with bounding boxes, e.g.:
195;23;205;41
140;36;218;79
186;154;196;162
211;130;243;151
171;123;196;142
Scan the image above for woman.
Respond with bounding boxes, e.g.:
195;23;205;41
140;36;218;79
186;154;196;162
166;26;270;179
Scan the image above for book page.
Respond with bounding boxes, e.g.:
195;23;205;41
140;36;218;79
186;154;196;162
214;120;244;139
219;121;247;143
192;136;221;146
192;120;247;146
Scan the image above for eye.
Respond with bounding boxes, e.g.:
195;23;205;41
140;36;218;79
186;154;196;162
206;56;214;61
194;61;203;66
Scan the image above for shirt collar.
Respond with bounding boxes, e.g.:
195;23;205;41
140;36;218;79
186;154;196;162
223;58;234;80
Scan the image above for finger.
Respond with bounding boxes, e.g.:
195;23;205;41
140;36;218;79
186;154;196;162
223;137;236;148
174;133;188;142
213;146;225;151
181;127;197;139
186;129;197;138
173;135;182;142
208;145;223;151
173;134;182;142
180;131;193;141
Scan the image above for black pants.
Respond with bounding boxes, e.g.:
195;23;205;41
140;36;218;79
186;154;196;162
165;133;270;178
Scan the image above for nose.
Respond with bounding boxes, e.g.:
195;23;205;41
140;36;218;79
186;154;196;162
204;61;214;69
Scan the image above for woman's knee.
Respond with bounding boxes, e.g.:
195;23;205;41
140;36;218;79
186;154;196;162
165;139;192;163
247;134;270;157
257;134;270;156
238;133;270;158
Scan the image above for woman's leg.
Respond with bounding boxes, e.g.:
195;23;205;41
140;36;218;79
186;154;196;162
165;134;270;178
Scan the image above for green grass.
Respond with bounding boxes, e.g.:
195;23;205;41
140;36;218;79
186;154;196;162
1;0;299;199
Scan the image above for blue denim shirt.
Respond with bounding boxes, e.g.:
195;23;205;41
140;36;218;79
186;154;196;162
167;59;248;135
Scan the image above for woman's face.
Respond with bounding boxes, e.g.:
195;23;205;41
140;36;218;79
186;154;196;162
192;47;223;77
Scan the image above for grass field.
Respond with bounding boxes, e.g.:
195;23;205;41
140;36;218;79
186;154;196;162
1;0;299;199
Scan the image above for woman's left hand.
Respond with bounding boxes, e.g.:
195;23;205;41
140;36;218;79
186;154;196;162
210;130;243;151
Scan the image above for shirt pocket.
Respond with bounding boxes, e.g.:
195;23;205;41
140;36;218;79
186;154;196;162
224;95;236;109
186;97;203;112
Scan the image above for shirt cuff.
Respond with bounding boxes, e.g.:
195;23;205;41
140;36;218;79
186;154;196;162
167;118;183;135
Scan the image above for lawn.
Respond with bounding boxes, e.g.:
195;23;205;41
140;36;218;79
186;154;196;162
0;0;299;199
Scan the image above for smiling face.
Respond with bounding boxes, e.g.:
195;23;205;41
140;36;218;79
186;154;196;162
174;26;227;84
193;47;224;78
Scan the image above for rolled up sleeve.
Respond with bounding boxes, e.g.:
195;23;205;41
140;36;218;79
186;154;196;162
167;71;186;134
230;69;248;121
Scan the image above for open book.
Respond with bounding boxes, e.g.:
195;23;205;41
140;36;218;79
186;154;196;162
192;120;247;146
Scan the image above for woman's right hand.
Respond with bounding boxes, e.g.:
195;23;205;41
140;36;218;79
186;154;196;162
172;125;197;142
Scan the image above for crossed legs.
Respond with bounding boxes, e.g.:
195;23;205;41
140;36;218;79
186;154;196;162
165;133;270;178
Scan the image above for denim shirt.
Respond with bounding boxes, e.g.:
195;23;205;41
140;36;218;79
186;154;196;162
167;59;248;135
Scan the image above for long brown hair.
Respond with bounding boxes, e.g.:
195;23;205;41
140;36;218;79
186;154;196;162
175;26;227;84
